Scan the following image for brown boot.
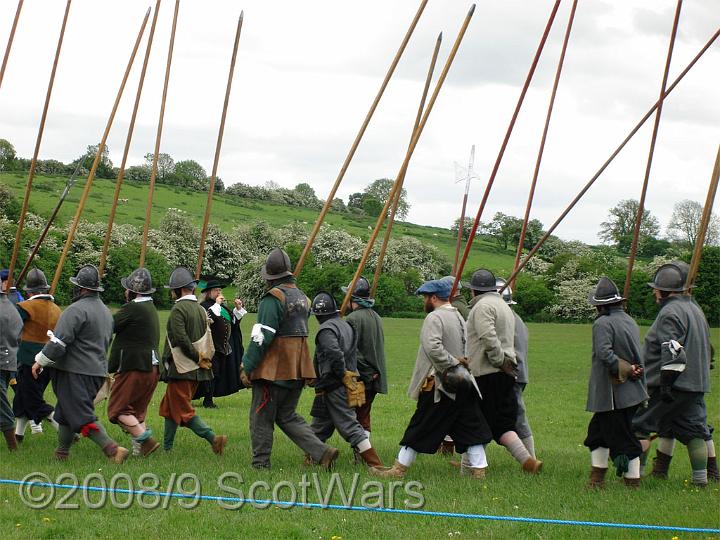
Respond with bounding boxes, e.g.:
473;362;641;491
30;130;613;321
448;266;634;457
369;459;408;479
359;447;383;468
140;437;160;457
303;453;314;466
623;477;641;488
438;440;455;455
319;447;339;470
211;435;228;455
54;447;69;461
107;446;129;464
651;450;672;479
707;456;719;482
3;429;17;451
522;456;543;474
460;464;487;479
587;466;607;489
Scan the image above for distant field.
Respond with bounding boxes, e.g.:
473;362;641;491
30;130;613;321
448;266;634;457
1;317;719;538
0;172;518;276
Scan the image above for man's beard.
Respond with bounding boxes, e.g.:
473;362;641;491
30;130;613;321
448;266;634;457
423;297;434;313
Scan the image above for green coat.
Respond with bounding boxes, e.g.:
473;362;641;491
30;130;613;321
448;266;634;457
345;306;387;394
109;298;160;373
161;297;213;382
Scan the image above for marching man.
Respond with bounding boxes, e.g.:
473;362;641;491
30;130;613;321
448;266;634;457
371;279;492;479
633;263;713;486
584;277;647;488
32;265;128;463
107;268;161;457
159;267;227;454
12;269;61;442
0;280;23;450
242;248;339;470
343;277;387;454
309;291;383;468
465;268;543;473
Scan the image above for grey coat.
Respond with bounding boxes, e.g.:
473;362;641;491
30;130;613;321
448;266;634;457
644;295;711;393
466;292;516;377
0;295;23;372
586;308;648;412
408;304;477;402
313;316;357;391
513;312;529;384
40;294;114;377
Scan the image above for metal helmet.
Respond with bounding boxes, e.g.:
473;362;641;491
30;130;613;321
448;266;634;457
23;268;50;294
588;276;624;306
495;278;516;305
441;364;474;394
121;267;156;294
261;248;293;280
165;266;197;290
464;268;496;292
341;276;371;298
670;260;692;289
647;263;685;292
311;291;339;316
69;264;104;292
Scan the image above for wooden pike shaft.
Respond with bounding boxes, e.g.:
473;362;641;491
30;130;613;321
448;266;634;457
369;32;442;298
50;8;150;294
0;0;24;88
623;0;682;299
6;0;71;289
341;5;476;315
16;161;83;286
512;0;577;289
686;145;720;289
293;0;429;277
98;0;162;277
140;0;179;267
451;0;561;298
195;12;244;280
501;27;720;293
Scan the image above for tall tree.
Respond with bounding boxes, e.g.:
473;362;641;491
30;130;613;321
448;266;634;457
451;216;474;240
75;144;114;178
144;152;175;184
481;212;523;250
0;138;16;172
174;159;207;189
667;199;719;247
599;199;660;253
363;178;410;220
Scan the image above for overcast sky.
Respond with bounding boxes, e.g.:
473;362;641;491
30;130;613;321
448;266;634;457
0;0;718;244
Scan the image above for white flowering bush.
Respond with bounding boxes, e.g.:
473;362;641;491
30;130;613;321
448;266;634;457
380;236;447;279
311;226;364;266
523;256;551;275
232;255;267;311
549;275;598;321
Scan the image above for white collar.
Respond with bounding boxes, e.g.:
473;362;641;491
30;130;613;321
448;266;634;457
176;294;197;302
133;296;153;303
29;294;55;301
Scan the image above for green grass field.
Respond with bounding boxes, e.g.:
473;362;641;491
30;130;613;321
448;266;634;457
1;316;719;539
0;172;518;275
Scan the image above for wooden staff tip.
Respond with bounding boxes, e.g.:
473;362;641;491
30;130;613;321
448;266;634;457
437;31;443;42
239;10;244;21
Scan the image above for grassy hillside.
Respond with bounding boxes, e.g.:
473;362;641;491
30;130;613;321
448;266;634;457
1;172;517;276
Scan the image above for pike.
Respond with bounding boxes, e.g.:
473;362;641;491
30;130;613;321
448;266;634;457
15;158;84;286
140;0;180;267
511;0;577;289
369;31;442;298
6;0;71;290
50;8;151;294
341;4;477;315
294;0;430;277
99;0;163;277
0;0;23;89
195;11;244;279
501;26;720;293
623;0;682;300
452;145;475;277
686;145;720;289
451;0;561;298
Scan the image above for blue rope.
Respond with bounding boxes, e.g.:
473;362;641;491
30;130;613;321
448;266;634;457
1;477;718;534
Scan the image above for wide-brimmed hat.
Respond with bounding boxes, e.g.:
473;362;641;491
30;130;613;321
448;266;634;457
199;276;228;293
588;276;624;306
70;264;104;292
647;263;685;293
